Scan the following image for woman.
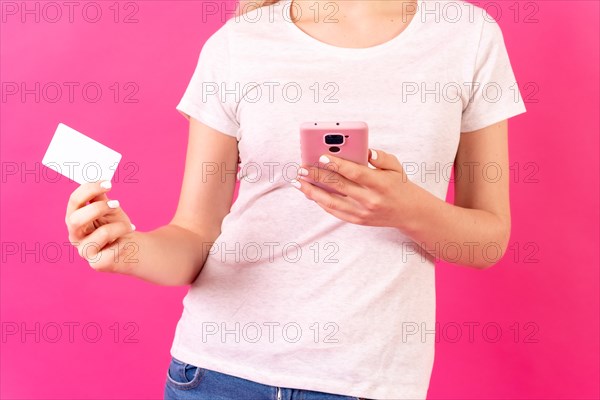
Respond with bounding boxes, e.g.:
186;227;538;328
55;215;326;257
64;0;526;399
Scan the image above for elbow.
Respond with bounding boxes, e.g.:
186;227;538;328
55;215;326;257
476;217;511;270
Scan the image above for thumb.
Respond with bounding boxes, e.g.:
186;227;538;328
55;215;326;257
368;148;403;171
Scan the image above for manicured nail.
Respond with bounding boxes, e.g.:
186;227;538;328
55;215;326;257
290;179;302;189
297;167;309;176
100;180;112;189
319;155;330;163
370;149;378;160
107;199;120;208
130;223;136;231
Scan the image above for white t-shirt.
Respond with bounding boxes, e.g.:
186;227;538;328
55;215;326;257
172;0;527;398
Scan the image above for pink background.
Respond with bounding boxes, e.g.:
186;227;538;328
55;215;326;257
1;0;598;399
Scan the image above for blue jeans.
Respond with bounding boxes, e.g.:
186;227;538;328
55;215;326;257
164;356;369;400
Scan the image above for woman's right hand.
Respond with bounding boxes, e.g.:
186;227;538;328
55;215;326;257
65;180;136;273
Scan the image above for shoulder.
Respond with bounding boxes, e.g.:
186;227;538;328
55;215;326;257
418;0;506;56
201;1;290;64
218;1;288;38
419;0;502;36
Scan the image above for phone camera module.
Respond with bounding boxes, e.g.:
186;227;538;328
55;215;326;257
324;134;345;145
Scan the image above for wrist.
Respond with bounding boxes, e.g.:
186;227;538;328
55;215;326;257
113;230;143;276
392;180;426;236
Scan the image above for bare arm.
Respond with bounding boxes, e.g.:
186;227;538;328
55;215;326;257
121;117;239;285
66;117;239;285
294;120;511;269
399;120;511;268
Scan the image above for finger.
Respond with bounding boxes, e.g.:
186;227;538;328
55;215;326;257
67;198;123;241
292;178;368;225
293;176;364;216
310;154;378;189
66;180;113;224
89;192;109;204
367;148;403;171
86;231;139;274
300;165;371;203
76;220;135;263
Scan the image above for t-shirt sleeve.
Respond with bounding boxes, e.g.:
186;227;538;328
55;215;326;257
460;17;527;133
176;26;240;139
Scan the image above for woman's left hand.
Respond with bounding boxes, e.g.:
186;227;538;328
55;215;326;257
291;149;420;228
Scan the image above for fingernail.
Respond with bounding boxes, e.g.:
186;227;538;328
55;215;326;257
297;167;309;176
290;179;302;189
370;149;378;160
100;180;112;189
107;199;120;208
130;223;136;231
319;155;330;163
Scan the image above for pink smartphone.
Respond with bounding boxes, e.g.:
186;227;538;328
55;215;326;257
299;121;369;195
